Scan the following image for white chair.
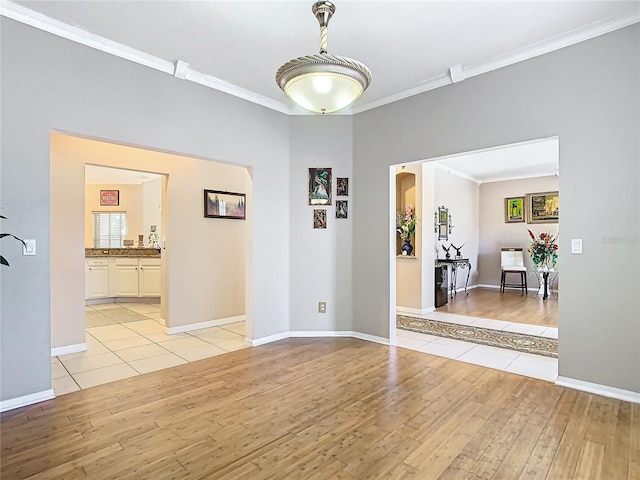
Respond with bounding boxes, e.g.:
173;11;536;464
500;248;527;294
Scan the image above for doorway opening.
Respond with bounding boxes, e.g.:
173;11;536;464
389;137;560;359
50;133;252;394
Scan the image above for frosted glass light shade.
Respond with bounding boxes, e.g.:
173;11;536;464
276;53;372;114
283;72;363;114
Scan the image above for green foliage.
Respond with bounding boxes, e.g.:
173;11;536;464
1;215;26;267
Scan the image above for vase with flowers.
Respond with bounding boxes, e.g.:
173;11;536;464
527;229;558;270
396;204;417;256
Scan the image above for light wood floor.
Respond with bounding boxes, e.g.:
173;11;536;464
439;287;558;327
2;338;636;479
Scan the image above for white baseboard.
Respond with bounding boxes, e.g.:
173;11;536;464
51;343;87;357
351;331;390;346
289;330;353;338
167;315;246;335
556;376;640;404
247;330;390;347
247;331;290;347
1;389;55;413
396;306;435;315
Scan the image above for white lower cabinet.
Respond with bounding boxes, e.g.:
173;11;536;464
110;258;140;297
86;257;161;300
85;259;110;299
139;258;162;297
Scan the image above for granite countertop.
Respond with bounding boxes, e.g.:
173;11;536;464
85;248;161;258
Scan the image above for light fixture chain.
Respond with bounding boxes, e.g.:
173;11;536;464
319;25;328;53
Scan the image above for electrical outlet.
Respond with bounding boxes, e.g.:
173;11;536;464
318;302;326;313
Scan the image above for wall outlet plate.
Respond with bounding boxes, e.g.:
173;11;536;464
318;302;326;313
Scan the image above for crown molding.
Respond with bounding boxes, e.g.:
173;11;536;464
352;11;640;115
431;161;481;184
0;0;291;114
2;0;638;116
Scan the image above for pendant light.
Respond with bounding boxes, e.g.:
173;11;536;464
275;1;372;114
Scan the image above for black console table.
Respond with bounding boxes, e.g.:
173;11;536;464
437;258;471;298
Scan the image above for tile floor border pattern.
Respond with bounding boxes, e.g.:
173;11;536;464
397;314;558;358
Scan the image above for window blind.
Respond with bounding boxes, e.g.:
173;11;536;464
92;212;127;248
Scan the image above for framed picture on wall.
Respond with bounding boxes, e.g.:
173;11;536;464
204;189;246;219
527;191;559;224
100;190;119;206
504;196;525;223
336;177;349;196
309;168;332;205
313;209;327;228
336;200;348;219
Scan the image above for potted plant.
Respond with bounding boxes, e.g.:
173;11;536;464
1;215;26;267
396;204;417;256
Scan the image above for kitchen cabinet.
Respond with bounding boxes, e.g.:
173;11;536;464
110;258;140;297
85;258;109;299
85;256;161;300
139;258;162;297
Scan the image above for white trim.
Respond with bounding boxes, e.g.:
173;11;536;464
0;389;55;413
432;161;481;184
352;13;640;114
556;376;640;405
2;0;637;116
246;331;290;347
396;306;435;316
0;0;290;115
351;332;390;346
245;330;390;347
166;315;246;335
289;331;353;338
51;343;87;357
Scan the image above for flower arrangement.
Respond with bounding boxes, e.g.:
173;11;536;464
396;204;417;242
527;229;558;268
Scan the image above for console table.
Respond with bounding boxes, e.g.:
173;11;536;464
436;258;471;298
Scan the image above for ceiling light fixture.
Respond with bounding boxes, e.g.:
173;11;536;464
275;1;372;114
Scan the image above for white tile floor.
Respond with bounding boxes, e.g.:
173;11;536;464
53;303;557;397
52;302;247;395
396;311;558;382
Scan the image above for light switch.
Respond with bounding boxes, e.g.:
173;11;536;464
571;239;582;254
22;239;36;256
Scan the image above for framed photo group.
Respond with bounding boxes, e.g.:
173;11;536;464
308;168;349;228
505;191;559;224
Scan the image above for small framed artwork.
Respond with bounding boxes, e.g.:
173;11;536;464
527;191;559;224
504;196;525;223
204;189;246;220
313;209;327;229
100;190;119;206
336;177;349;196
336;200;348;219
309;167;332;205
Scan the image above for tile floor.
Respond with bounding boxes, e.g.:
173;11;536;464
395;311;558;382
52;302;247;396
53;303;558;397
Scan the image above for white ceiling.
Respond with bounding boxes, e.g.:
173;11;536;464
432;137;559;184
4;0;639;115
85;165;161;185
5;1;632;180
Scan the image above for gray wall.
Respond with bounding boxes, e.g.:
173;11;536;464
289;116;353;332
0;19;291;401
478;175;560;287
353;25;640;392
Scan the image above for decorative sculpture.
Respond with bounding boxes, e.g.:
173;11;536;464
442;244;452;259
451;243;465;259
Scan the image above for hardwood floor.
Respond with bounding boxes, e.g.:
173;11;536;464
2;338;636;479
439;287;558;327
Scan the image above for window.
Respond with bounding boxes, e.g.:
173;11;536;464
93;212;127;248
